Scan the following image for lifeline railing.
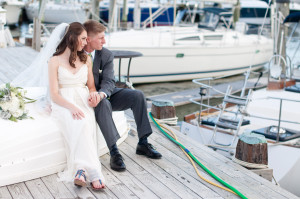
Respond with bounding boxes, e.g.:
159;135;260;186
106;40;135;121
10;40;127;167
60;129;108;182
189;72;300;143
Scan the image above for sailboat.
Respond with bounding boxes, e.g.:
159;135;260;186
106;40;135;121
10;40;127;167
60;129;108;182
0;0;24;25
106;6;273;84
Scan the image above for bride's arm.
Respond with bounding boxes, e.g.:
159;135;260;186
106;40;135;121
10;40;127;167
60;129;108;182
86;56;97;93
86;57;101;107
48;56;85;119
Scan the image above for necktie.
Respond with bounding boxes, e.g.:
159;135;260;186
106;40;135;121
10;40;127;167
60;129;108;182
88;53;93;65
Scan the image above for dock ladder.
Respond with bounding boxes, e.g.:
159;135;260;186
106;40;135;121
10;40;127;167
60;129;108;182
210;85;252;148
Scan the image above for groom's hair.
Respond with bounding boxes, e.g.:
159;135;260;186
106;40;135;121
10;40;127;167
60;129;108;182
83;20;106;36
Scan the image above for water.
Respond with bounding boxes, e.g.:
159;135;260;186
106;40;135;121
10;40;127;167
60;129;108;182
134;73;261;121
9;22;30;44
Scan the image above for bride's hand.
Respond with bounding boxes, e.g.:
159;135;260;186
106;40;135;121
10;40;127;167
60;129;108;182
70;106;85;120
88;92;101;107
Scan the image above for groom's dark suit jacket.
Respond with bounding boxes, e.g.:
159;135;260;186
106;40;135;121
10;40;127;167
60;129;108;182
92;47;151;149
92;47;120;97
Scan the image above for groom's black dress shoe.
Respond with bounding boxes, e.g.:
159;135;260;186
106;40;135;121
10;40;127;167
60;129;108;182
136;143;162;159
110;153;126;171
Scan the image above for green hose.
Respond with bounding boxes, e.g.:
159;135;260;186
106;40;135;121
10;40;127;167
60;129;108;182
149;112;248;199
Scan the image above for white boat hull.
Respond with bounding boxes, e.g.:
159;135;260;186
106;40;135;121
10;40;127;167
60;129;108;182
106;26;273;83
1;1;24;25
110;44;272;83
0;87;129;186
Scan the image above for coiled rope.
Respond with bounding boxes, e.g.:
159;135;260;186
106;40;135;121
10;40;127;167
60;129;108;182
232;157;268;169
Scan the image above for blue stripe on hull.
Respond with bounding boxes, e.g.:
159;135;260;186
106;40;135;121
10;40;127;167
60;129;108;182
125;63;265;78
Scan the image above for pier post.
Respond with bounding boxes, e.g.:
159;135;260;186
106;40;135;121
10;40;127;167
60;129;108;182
91;0;100;21
151;99;177;125
32;18;41;52
234;131;268;167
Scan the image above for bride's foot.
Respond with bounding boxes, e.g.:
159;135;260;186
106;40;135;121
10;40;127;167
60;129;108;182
74;169;87;187
91;179;105;190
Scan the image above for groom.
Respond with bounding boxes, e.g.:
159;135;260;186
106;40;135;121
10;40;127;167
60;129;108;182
83;20;162;171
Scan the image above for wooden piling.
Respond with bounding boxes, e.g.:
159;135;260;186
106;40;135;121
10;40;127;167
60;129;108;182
151;99;176;119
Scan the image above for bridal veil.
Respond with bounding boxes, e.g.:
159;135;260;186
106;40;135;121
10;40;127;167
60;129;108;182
12;23;70;101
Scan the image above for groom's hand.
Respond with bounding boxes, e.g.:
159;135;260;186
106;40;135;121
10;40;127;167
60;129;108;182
88;92;101;107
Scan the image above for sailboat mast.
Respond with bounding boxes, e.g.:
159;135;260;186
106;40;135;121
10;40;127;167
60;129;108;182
134;0;141;29
274;0;290;72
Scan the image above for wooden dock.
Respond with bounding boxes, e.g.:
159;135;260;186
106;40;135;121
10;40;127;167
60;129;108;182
0;46;38;85
0;110;298;199
0;46;298;199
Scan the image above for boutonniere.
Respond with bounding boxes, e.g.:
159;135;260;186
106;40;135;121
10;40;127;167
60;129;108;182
99;69;102;73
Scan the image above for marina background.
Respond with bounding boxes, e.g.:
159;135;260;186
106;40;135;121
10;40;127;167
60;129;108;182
8;22;266;121
1;0;300;197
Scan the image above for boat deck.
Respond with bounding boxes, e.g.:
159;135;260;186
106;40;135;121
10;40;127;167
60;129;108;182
0;110;298;199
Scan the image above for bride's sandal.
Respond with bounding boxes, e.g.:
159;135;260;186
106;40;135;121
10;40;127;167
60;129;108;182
74;169;87;187
91;179;105;191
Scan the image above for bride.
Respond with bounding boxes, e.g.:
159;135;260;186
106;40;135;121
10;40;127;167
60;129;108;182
10;22;106;190
48;22;104;189
48;22;105;189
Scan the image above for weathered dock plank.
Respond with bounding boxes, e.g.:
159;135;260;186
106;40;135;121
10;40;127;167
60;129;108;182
25;179;53;199
87;186;117;199
144;133;237;199
125;111;236;199
41;174;75;199
149;139;234;199
7;183;33;199
101;154;160;199
101;166;138;199
0;186;12;199
87;188;117;199
103;147;180;199
63;181;96;199
124;131;227;199
119;141;202;199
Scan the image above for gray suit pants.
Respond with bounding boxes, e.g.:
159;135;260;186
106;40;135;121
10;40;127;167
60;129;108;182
94;88;152;150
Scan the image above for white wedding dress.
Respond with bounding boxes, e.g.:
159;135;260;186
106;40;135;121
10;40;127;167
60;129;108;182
51;64;104;183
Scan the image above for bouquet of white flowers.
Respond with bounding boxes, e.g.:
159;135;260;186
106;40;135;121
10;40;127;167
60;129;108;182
0;83;36;122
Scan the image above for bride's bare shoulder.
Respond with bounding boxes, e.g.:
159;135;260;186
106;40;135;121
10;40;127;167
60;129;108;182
48;56;59;68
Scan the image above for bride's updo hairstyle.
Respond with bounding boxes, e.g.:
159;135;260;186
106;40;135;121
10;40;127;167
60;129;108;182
53;22;87;68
